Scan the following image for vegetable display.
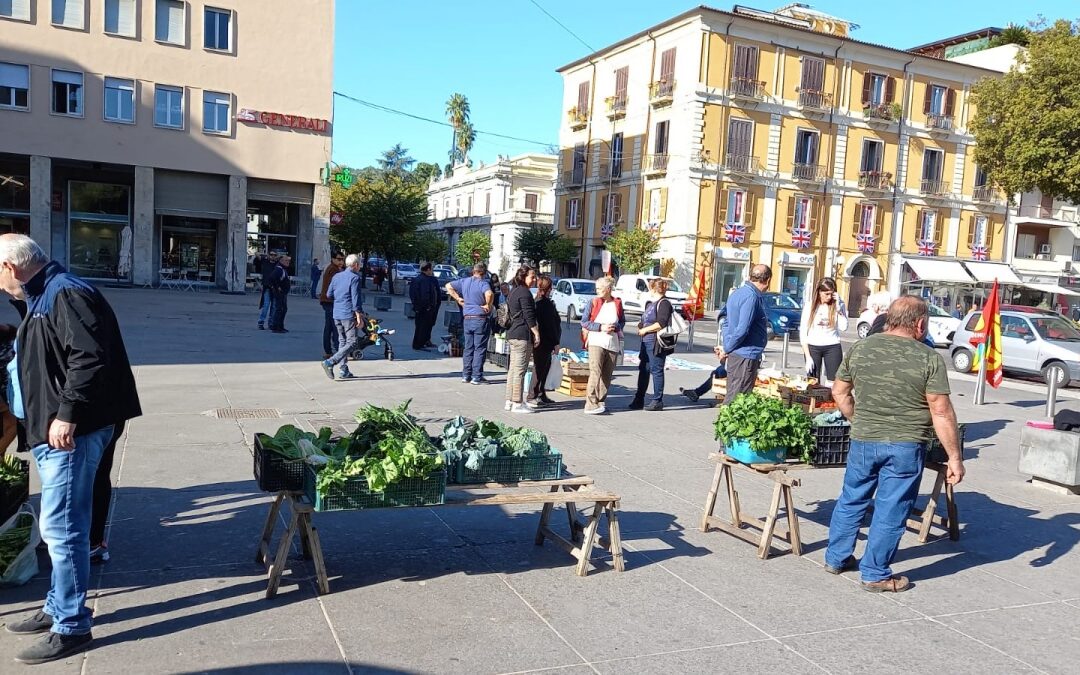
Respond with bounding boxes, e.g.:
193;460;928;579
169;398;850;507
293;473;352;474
440;416;552;472
0;513;33;573
0;456;27;488
258;426;350;467
714;392;814;462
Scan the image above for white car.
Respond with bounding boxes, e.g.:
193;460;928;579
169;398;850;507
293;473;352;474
612;274;687;313
552;278;598;320
434;264;458;277
856;303;960;346
391;263;419;282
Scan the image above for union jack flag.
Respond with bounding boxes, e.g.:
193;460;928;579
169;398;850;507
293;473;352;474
600;222;616;240
971;244;989;261
856;232;876;254
723;223;746;244
917;239;937;256
791;227;812;249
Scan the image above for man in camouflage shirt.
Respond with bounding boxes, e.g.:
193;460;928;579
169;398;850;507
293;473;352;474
825;296;964;593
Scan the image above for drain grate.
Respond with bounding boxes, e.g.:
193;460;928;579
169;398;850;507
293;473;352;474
211;408;281;419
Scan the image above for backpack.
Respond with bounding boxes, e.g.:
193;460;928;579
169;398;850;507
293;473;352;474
494;300;513;331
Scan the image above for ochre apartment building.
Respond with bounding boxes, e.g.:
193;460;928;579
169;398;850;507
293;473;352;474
553;4;1008;312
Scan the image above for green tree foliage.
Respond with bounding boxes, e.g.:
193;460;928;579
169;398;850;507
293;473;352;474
455;229;492;269
410;230;450;264
378;144;416;178
445;93;474;168
514;224;557;267
545;234;579;264
411;162;442;186
989;24;1032;48
971;20;1080;203
604;228;659;274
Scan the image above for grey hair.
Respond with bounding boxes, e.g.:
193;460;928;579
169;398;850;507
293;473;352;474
0;234;48;270
595;276;614;292
344;253;360;268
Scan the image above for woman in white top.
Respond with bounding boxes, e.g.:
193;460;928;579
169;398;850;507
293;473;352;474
800;277;848;382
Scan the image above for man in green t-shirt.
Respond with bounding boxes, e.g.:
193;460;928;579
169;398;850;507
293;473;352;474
825;296;964;593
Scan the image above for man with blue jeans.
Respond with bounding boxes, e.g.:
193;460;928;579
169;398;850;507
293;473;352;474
0;234;141;664
320;254;364;381
716;264;771;404
256;252;279;330
446;262;494;384
826;296;964;593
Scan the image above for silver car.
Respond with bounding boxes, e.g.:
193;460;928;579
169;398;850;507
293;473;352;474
949;309;1080;386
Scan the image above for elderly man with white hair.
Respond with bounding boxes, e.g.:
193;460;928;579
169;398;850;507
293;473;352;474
863;291;894;336
320;253;365;381
0;234;140;664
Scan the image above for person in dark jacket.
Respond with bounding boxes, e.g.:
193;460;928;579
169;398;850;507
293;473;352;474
268;255;292;333
409;263;441;350
630;278;675;411
256;251;279;329
0;234;141;664
318;253;345;358
309;258;321;298
528;275;562;406
504;266;540;414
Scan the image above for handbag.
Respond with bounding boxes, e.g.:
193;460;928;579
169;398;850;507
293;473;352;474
654;333;677;356
660;301;688;337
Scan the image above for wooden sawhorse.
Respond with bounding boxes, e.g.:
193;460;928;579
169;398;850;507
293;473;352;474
701;452;810;559
906;460;960;542
256;491;329;599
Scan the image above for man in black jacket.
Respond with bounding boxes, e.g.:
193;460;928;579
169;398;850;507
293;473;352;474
0;234;141;665
268;255;292;333
256;251;279;329
409;263;440;350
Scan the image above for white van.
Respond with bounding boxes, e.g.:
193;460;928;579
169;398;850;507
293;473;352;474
612;275;687;314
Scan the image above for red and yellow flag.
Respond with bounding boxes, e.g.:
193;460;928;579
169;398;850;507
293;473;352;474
970;279;1003;388
683;264;707;320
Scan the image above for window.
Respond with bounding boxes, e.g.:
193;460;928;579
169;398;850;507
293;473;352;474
969;215;989;248
103;77;134;123
861;72;894;107
800;57;825;92
566;198;581;229
52;0;84;28
610;132;623;178
927;85;947;116
524;193;538;211
156;0;185;45
974;166;988;188
601;193;621;226
612;66;628;107
484;191;491;215
788;195;818;233
1016;233;1036;258
726;118;753;170
733;44;759;80
575;80;589;116
572;143;586;183
922;148;944;182
854;202;882;239
794;129;818;166
68;181;131;281
154;85;184;128
204;7;231;51
860;139;884;173
104;0;136;36
917;209;939;242
466;195;472;216
51;69;83;116
1073;244;1080;263
1;0;31;21
653;120;669;155
0;62;30;110
202;91;229;133
659;48;676;84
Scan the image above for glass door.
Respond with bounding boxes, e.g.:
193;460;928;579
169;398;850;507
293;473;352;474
68;181;131;281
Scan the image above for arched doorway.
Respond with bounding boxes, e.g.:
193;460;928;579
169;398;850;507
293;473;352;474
848;261;871;314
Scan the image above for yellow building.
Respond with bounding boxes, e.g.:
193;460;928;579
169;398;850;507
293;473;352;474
553;5;1007;312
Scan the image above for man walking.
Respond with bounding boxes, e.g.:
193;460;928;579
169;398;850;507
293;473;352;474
410;262;440;350
268;255;292;333
309;258;321;299
446;262;494;384
318;252;345;358
320;254;364;381
0;234;141;664
825;296;964;592
715;264;770;403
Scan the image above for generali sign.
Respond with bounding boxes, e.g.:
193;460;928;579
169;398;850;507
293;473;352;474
238;108;329;133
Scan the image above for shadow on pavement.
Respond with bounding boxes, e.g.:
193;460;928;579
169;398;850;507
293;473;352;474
181;665;412;675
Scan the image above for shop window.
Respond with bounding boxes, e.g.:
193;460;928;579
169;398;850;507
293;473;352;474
161;216;218;283
52;0;85;29
247;201;297;273
104;0;136;37
68;182;131;281
1;170;30;235
104;77;135;123
202;90;230;134
0;62;29;110
51;69;83;116
155;0;185;45
204;7;232;51
154;85;184;128
1;0;31;21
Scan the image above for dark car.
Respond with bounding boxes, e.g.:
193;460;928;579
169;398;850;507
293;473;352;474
432;269;455;302
761;293;802;338
364;257;387;276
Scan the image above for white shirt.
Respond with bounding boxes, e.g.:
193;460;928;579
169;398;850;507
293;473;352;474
800;301;848;346
588;300;621;352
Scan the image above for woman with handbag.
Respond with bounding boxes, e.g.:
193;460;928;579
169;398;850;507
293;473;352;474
799;277;848;384
528;275;562;406
631;278;675;411
504;266;540;414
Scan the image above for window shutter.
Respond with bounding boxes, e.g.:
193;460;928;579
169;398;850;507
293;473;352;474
966;216;976;247
985;219;993;251
577;81;590;112
613;193;622;222
801;57;824;91
660;48;676;82
105;0;136;35
53;69;82;85
5;0;30;20
810;198;820;232
934;212;944;245
525;193;538;211
885;76;896;103
922;85;932;115
945;88;956;117
861;72;871;104
744;192;756;228
874;206;883;239
0;63;29;89
659;188;667;222
786;195;796;231
614;67;628;100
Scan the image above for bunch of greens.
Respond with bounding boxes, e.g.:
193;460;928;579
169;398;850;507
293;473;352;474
439;417;552;471
0;513;33;573
714;393;814;462
0;456;27;488
353;400;424;452
258;425;350;467
316;429;442;494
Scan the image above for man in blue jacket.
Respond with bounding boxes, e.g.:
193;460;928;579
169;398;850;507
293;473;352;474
717;264;771;404
320;254;364;380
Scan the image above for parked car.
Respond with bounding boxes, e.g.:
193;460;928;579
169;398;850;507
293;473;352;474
432;269;455;302
391;263;419;282
434;264;458;277
856;302;959;345
364;257;387;276
949;308;1080;386
612;274;687;314
760;293;802;339
551;278;597;320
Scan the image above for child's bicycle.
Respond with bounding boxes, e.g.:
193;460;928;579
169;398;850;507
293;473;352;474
348;315;395;361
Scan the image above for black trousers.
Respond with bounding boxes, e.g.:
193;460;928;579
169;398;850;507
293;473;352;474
322;302;339;355
530;346;555;400
91;420;125;546
270;291;288;330
412;307;438;348
723;353;760;404
808;343;844;381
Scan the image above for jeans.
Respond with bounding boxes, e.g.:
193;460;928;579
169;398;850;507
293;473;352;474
33;425;114;636
258;288;276;325
269;291;288;330
694;364;728;396
90;421;125;546
825;440;926;582
327;320;359;370
634;339;667;404
506;339;534;403
321;303;339;356
461;317;490;382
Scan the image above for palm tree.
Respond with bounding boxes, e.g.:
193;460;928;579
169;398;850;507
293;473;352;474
445;93;471;166
378;143;416;177
456;120;477;167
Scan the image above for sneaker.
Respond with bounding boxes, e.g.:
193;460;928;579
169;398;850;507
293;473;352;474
644;401;664;412
471;378;486;385
511;403;534;414
320;360;335;381
584;405;606;415
338;371;357;381
257;322;264;330
15;631;93;665
504;400;513;411
6;610;53;635
824;555;856;575
525;399;544;409
89;543;110;564
680;388;700;403
462;377;471;384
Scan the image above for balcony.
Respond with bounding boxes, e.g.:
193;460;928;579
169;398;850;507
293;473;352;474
604;96;627;120
926;113;953;135
858;170;893;192
643;153;669;176
566;107;588;131
797;89;833;113
649;80;674;107
723;153;764;178
792;163;827;184
1012;247;1071;276
972;185;1004;205
920;179;952;199
730;76;767;102
560;170;585;188
863;103;900;126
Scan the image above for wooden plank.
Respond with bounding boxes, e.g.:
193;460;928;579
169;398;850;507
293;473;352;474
534;500;554;545
605;504;626;572
725;465;742;528
757;483;785;560
945;482;960;541
782;485;803;556
443;491;619;507
298;514;330;595
266;509;300;599
576;503;605;577
704;516;764;547
448;477;594;490
916;470;946;543
256;491;286;565
701;461;724;531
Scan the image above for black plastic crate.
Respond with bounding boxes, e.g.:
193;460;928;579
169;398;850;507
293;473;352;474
304;465;446;512
486;351;509;369
253;434;307;492
449;451;563;484
0;459;29;524
811;425;850;466
927;423;967;463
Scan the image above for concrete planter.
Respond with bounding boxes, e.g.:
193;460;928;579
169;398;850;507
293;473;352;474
1018;425;1080;493
404;301;415;319
373;296;392;311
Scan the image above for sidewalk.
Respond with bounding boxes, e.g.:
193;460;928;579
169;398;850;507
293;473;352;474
0;289;1076;674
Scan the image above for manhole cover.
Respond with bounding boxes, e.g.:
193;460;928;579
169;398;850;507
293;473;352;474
210;408;281;419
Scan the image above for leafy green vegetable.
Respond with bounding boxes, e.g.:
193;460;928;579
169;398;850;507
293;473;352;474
315;428;443;495
259;425;350;466
714;393;814;462
0;513;33;572
0;456;27;488
439;417;552;472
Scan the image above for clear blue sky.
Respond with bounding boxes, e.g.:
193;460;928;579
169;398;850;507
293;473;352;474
331;0;1076;170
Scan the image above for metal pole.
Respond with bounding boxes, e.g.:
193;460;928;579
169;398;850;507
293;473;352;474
1046;376;1059;419
973;343;987;405
686;321;695;352
782;330;790;370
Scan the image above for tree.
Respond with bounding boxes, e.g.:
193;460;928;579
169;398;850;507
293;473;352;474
545;234;579;265
456;120;477;167
515;224;558;267
445;93;473;167
411;230;450;264
411;161;442;187
378;144;416;178
455;229;492;269
971;19;1080;203
604;228;659;274
989;23;1031;48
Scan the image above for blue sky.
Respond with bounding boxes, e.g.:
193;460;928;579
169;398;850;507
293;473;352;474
331;1;1076;170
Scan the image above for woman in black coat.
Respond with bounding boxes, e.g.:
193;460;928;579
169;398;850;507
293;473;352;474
529;275;562;405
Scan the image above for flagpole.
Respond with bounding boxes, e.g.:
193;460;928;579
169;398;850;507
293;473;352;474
974;342;987;405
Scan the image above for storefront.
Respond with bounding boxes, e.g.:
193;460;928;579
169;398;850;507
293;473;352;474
711;247;750;309
779;251;815;300
67;181;131;281
900;257;975;311
841;255;884;315
161;216;220;285
960;261;1023;312
0;156;30;235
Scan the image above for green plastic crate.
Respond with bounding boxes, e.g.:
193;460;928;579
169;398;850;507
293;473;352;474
450;451;563;484
304;465;446;512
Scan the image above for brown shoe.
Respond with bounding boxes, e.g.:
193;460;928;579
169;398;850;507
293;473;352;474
862;576;911;593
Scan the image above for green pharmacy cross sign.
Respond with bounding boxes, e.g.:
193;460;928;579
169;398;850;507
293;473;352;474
322;164;358;188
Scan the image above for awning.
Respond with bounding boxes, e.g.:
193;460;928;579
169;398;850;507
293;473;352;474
962;262;1024;284
1021;282;1080;297
903;258;974;284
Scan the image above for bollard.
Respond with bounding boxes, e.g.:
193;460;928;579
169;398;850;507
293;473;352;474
1046;376;1060;419
781;330;790;370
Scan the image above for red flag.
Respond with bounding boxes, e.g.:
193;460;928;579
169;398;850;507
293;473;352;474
683;265;707;321
970;280;1003;388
